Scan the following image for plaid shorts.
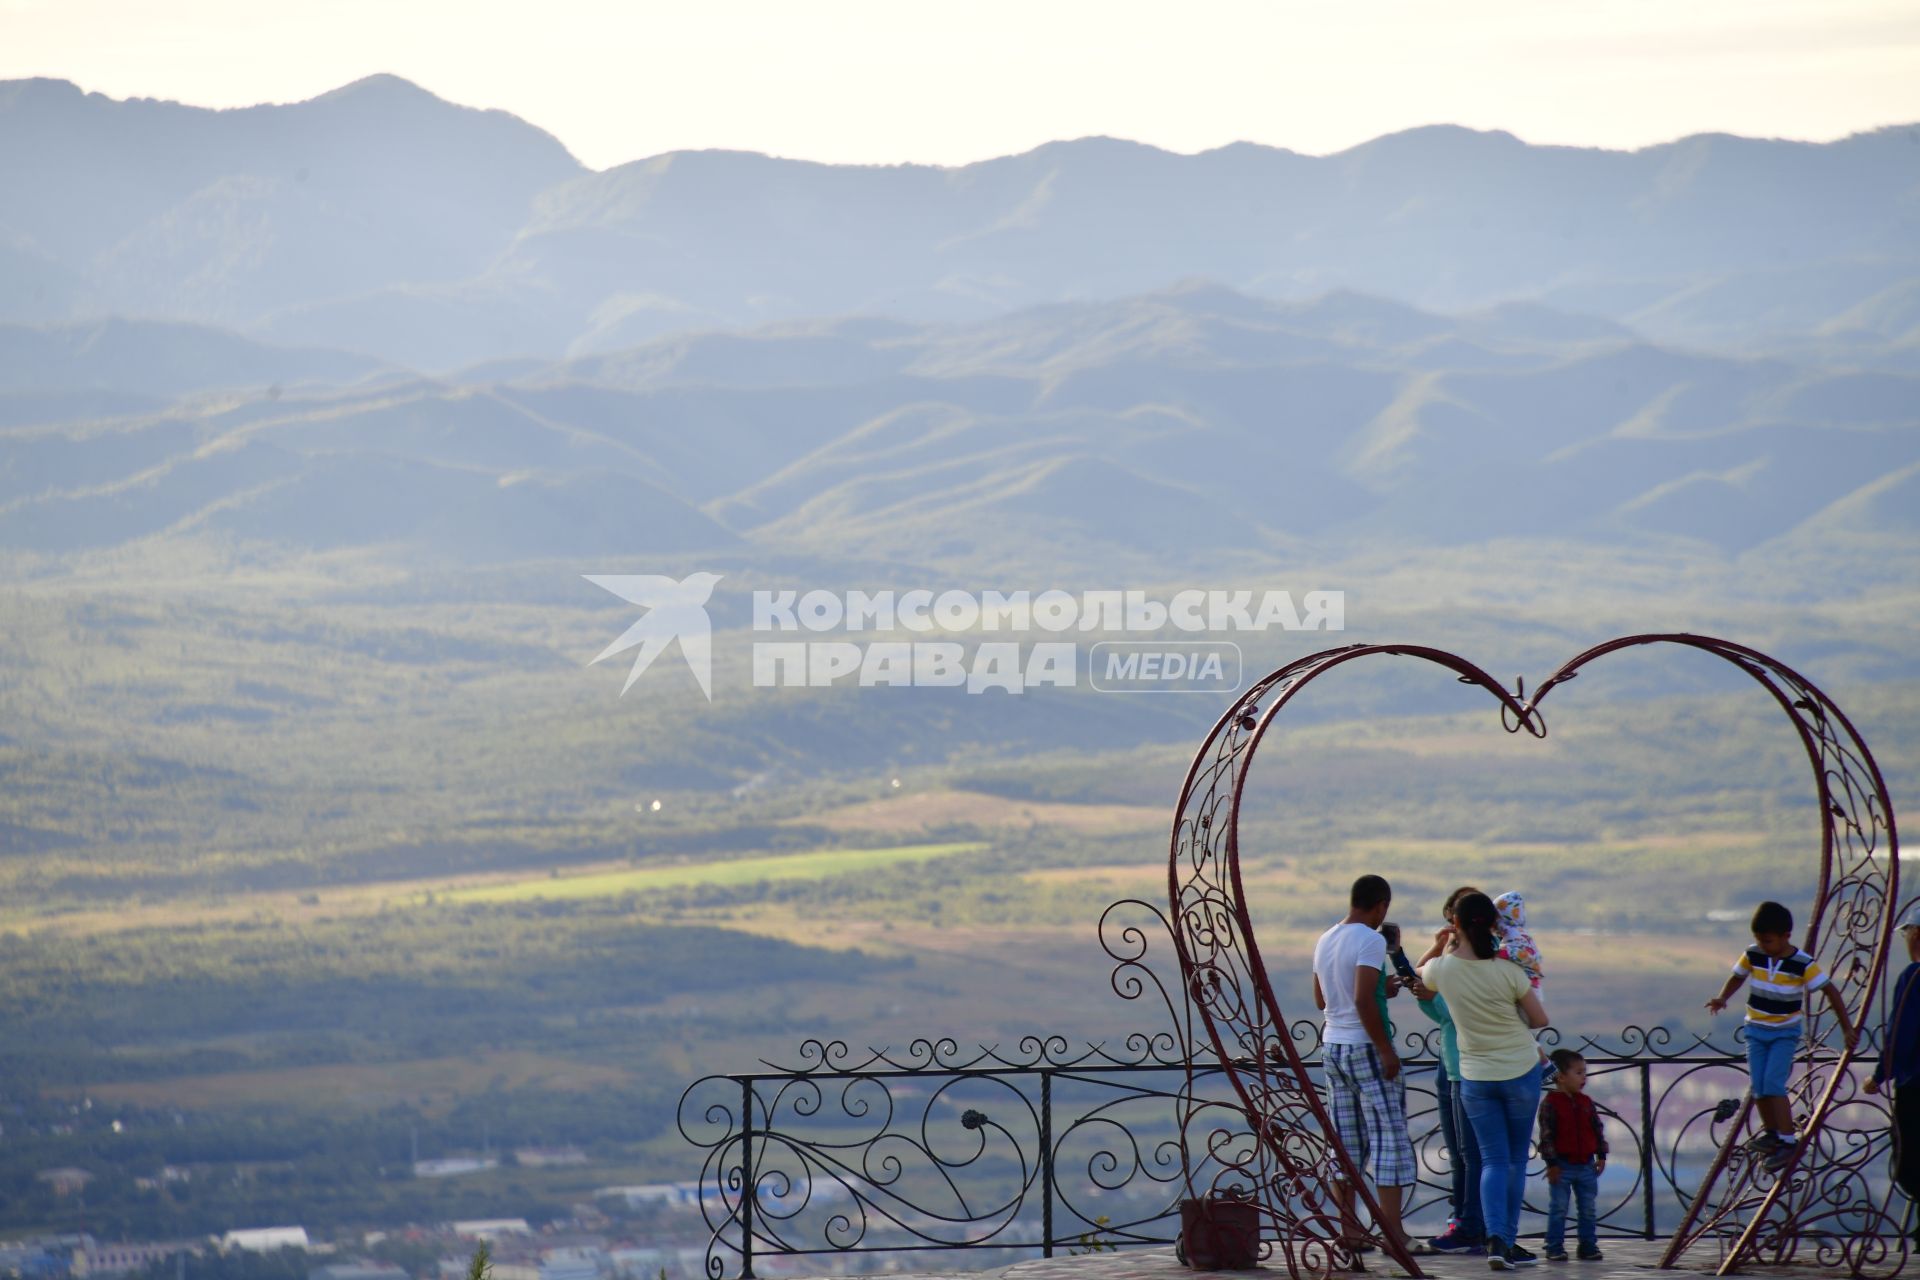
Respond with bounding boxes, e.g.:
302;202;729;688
1323;1042;1417;1188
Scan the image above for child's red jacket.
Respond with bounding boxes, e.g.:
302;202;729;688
1538;1091;1608;1164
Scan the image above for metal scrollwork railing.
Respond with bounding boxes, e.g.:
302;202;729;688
676;1026;1907;1279
677;1053;1231;1278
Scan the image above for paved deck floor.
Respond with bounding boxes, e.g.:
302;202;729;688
993;1240;1894;1280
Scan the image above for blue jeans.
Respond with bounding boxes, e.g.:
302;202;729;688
1746;1022;1801;1099
1461;1062;1544;1246
1435;1070;1484;1240
1546;1159;1598;1253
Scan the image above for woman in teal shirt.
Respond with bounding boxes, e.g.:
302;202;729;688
1411;887;1486;1252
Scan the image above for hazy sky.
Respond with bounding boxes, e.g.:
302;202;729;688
5;0;1919;169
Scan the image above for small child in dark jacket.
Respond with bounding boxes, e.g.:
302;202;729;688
1538;1049;1607;1261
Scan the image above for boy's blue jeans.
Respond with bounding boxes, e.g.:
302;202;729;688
1746;1021;1801;1099
1546;1158;1599;1254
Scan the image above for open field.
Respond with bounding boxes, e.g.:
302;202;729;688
795;790;1166;836
4;840;997;938
448;841;989;903
68;1050;630;1114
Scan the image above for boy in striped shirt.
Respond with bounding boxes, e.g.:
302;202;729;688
1705;900;1857;1171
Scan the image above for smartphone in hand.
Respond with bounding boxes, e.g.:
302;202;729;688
1381;922;1418;987
1391;948;1419;985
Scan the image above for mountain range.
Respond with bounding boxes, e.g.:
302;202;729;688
0;75;1913;580
4;75;1919;372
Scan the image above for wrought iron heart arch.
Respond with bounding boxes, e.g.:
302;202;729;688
1165;635;1902;1279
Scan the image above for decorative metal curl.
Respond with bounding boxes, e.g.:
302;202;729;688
762;1032;1191;1075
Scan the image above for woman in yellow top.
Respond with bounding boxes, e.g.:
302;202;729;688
1420;891;1550;1272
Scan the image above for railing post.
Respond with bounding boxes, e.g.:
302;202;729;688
1040;1069;1055;1257
1639;1061;1655;1240
740;1077;757;1280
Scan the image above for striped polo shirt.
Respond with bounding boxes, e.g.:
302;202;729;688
1735;945;1828;1027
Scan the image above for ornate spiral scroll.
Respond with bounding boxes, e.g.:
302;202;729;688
1164;636;1902;1279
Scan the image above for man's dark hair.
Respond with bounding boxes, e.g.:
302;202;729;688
1549;1048;1585;1073
1351;875;1392;911
1752;901;1794;936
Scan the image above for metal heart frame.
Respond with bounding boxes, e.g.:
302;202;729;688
1165;634;1904;1279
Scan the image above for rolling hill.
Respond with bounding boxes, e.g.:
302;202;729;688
2;284;1913;567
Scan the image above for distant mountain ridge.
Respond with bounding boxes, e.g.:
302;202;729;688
0;75;583;329
2;282;1912;565
4;76;1918;369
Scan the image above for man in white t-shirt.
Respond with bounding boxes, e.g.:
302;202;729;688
1312;873;1421;1258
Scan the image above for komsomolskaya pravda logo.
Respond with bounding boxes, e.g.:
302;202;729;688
585;572;723;699
586;578;1343;699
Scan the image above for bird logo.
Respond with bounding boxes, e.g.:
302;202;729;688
584;572;723;699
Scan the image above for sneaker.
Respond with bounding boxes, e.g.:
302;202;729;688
1576;1247;1605;1262
1544;1249;1569;1262
1506;1243;1539;1267
1487;1237;1514;1272
1766;1138;1798;1172
1430;1227;1485;1253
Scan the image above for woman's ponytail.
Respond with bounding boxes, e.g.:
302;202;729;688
1456;891;1499;960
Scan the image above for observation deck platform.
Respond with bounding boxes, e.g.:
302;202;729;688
843;1240;1894;1280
